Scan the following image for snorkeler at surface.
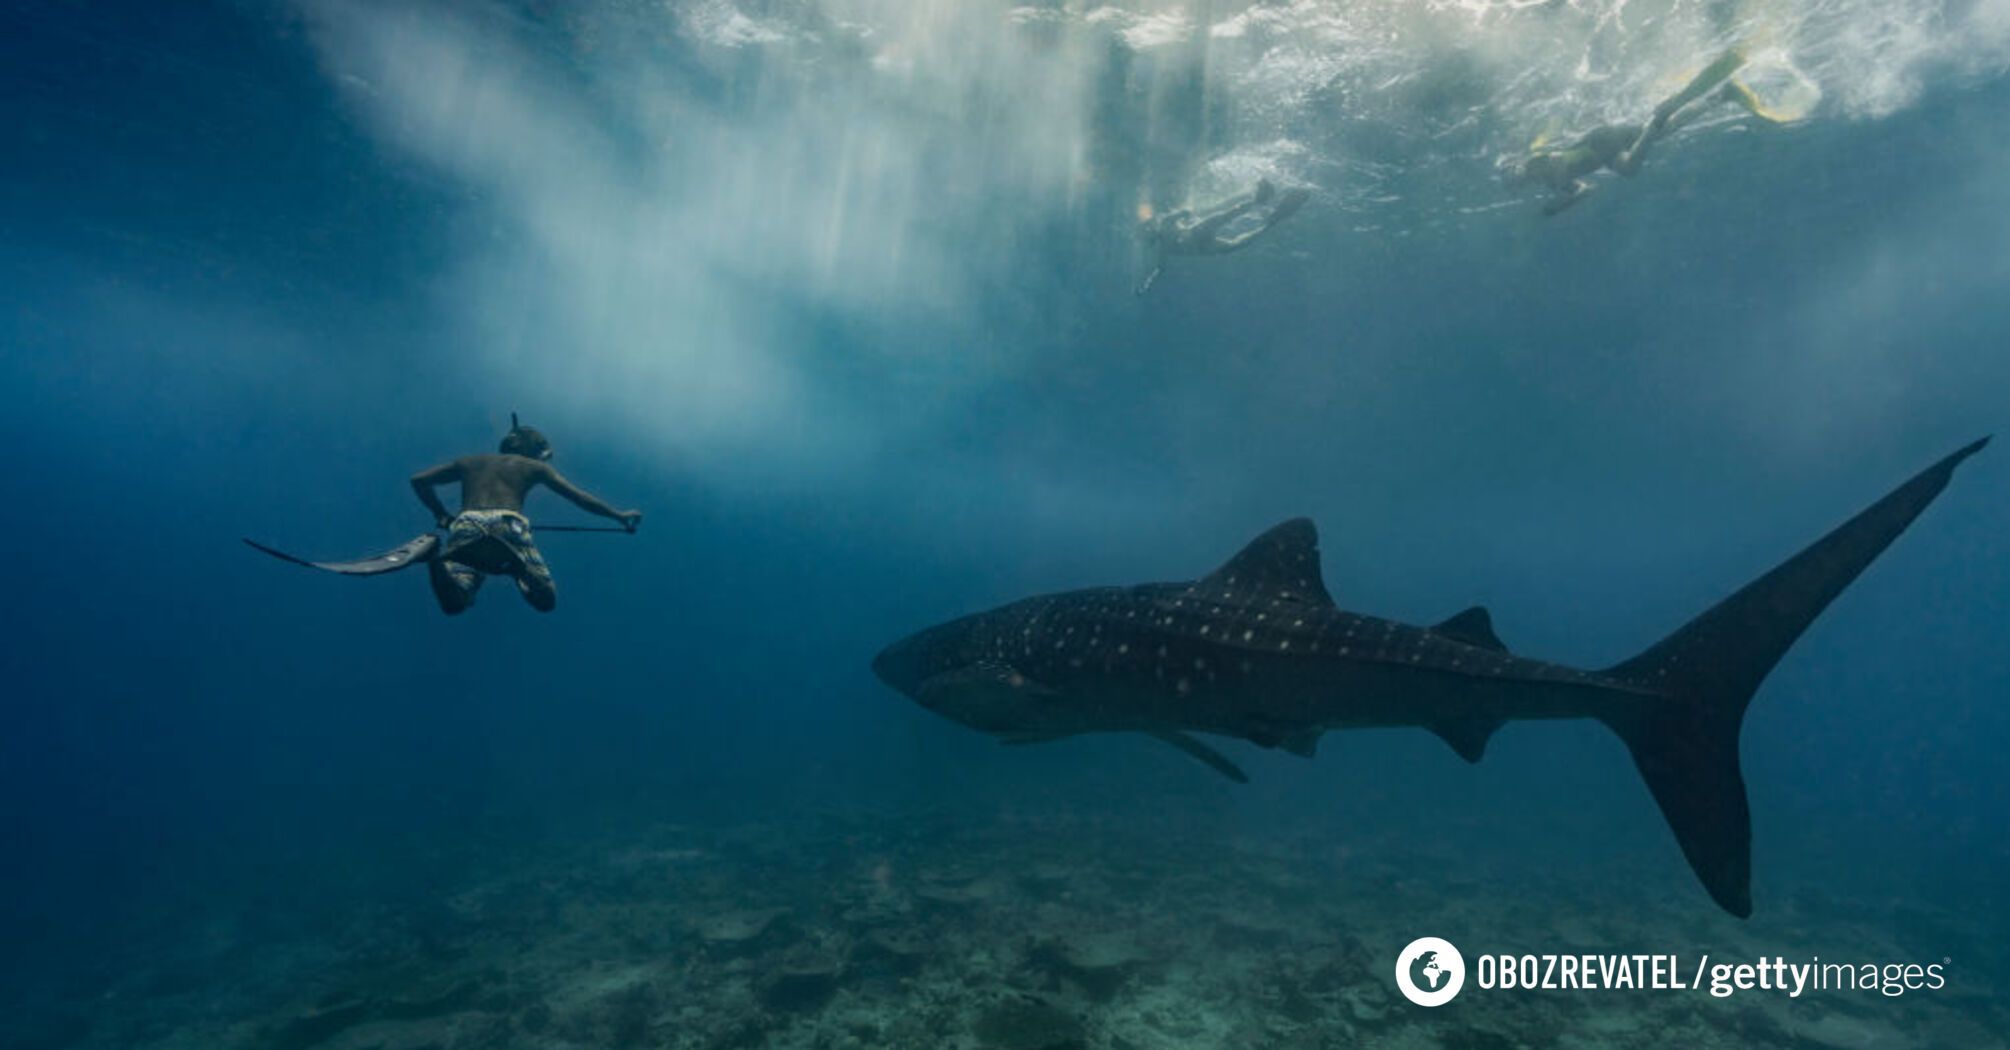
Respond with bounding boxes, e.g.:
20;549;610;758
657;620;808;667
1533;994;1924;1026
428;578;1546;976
1136;178;1311;294
1514;48;1767;215
408;414;641;615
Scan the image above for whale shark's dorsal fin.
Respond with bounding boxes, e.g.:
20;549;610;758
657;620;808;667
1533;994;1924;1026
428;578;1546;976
1193;518;1335;606
1433;606;1507;652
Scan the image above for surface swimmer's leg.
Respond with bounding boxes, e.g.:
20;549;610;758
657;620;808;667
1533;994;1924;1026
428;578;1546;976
429;559;482;616
1649;48;1748;134
1184;187;1269;244
1212;187;1309;250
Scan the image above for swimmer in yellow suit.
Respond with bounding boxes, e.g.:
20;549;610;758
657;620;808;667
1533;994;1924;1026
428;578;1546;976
1513;48;1767;215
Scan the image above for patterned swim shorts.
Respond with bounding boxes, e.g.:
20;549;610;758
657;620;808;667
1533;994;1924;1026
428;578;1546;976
433;509;555;608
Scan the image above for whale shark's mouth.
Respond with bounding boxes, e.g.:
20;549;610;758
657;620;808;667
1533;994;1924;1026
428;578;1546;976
868;638;925;700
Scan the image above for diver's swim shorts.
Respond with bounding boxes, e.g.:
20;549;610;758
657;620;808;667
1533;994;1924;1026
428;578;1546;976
439;509;554;599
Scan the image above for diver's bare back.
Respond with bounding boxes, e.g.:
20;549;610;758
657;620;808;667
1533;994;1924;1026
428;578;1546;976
453;453;547;512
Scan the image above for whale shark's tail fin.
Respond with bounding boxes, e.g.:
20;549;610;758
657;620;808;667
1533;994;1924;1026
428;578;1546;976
1599;438;1987;917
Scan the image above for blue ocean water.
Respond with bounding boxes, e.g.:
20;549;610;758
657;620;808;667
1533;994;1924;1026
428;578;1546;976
3;1;2007;1046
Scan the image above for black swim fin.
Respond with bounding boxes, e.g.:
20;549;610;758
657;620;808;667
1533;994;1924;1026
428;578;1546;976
244;533;440;576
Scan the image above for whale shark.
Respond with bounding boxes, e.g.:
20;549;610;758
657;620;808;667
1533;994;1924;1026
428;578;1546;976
871;439;1987;916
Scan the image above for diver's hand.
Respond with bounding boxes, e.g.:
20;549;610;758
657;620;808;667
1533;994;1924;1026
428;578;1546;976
617;510;643;533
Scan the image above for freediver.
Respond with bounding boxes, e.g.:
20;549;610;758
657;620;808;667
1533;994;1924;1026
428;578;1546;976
1513;48;1767;215
408;414;642;615
1136;178;1311;294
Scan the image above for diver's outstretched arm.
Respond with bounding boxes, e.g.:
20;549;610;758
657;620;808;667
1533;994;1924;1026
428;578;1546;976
1181;183;1274;245
1213;211;1289;250
1182;205;1250;245
1211;228;1267;251
536;464;640;530
1197;183;1301;251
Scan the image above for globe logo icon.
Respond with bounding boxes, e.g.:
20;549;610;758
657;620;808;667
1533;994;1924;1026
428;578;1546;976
1411;951;1450;991
1395;937;1466;1007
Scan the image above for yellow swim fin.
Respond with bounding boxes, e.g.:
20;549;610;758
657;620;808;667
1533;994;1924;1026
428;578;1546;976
1660;47;1751;116
1727;47;1822;123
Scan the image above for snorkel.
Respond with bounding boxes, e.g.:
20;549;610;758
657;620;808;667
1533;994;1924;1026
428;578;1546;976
500;411;554;461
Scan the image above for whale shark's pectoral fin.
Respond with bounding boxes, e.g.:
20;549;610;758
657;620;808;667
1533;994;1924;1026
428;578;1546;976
1148;731;1249;783
1279;729;1321;758
1240;723;1319;757
1433;606;1507;652
1430;717;1504;764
